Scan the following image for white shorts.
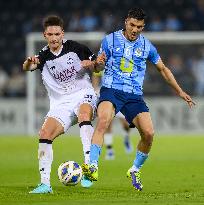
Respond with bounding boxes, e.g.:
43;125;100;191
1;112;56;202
46;88;97;132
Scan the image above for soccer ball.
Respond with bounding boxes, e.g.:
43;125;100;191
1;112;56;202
57;161;82;186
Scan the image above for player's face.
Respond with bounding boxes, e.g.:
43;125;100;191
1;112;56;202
44;26;64;52
124;18;145;41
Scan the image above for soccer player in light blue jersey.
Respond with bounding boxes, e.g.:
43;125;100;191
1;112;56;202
83;8;195;191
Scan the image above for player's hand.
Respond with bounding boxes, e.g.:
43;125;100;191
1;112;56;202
94;52;106;72
96;52;106;65
81;60;95;70
179;91;196;108
23;56;40;71
27;56;40;65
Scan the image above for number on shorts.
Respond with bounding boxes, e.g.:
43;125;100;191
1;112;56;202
84;94;93;103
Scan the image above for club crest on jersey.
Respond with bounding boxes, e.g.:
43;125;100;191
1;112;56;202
67;57;74;65
134;48;142;57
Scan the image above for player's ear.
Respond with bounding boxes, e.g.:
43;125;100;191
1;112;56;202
62;29;65;36
43;31;46;38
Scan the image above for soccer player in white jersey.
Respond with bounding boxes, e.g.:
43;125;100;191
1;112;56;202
82;8;195;191
23;15;105;194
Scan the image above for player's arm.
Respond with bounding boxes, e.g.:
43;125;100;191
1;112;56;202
93;52;106;72
82;37;108;72
94;37;110;73
23;56;40;71
81;53;106;72
80;38;107;72
155;59;195;108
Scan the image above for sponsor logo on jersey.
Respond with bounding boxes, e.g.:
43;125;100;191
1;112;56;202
49;66;78;82
134;48;142;57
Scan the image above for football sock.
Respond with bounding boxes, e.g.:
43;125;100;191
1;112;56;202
90;144;102;166
38;139;53;186
132;150;148;171
79;121;94;164
104;133;113;150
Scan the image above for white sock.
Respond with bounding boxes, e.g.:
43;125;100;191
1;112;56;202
38;141;53;186
131;165;140;172
79;122;94;164
104;133;113;147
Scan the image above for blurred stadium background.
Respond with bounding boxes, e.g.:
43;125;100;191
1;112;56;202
0;0;204;135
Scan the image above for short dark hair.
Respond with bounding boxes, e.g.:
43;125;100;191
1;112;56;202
127;8;146;20
43;15;64;30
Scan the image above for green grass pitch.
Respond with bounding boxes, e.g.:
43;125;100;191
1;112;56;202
0;135;203;205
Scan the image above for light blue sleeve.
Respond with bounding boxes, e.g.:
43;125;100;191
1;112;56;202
98;37;110;60
147;42;160;64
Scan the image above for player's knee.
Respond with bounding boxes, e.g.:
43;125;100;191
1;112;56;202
97;116;111;133
143;129;154;145
39;128;53;140
78;112;92;122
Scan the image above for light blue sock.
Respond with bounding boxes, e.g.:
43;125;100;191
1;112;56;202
133;150;148;170
90;144;102;166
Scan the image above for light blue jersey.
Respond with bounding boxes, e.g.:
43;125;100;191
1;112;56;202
98;30;160;95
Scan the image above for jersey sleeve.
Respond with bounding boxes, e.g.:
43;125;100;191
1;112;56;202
98;37;110;60
147;42;160;64
35;49;46;71
77;43;96;61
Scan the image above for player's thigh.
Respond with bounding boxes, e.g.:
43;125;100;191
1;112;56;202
75;88;97;123
132;112;154;137
78;103;93;123
39;117;64;140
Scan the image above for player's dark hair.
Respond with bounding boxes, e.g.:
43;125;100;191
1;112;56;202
43;15;64;30
127;8;146;20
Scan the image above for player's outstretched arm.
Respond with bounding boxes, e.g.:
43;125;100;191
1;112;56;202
23;56;40;71
156;59;196;108
81;52;106;73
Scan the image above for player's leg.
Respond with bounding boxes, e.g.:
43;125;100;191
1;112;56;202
78;103;94;164
76;89;97;188
119;117;133;153
90;101;115;163
133;112;154;154
78;102;95;188
30;117;64;194
104;122;115;160
82;101;115;181
127;112;154;191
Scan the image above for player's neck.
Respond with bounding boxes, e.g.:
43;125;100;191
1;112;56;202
50;44;63;54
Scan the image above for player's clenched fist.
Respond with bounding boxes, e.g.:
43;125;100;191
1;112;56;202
23;56;40;71
96;52;106;65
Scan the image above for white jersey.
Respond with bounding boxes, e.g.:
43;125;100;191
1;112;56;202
36;39;96;98
33;40;97;131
